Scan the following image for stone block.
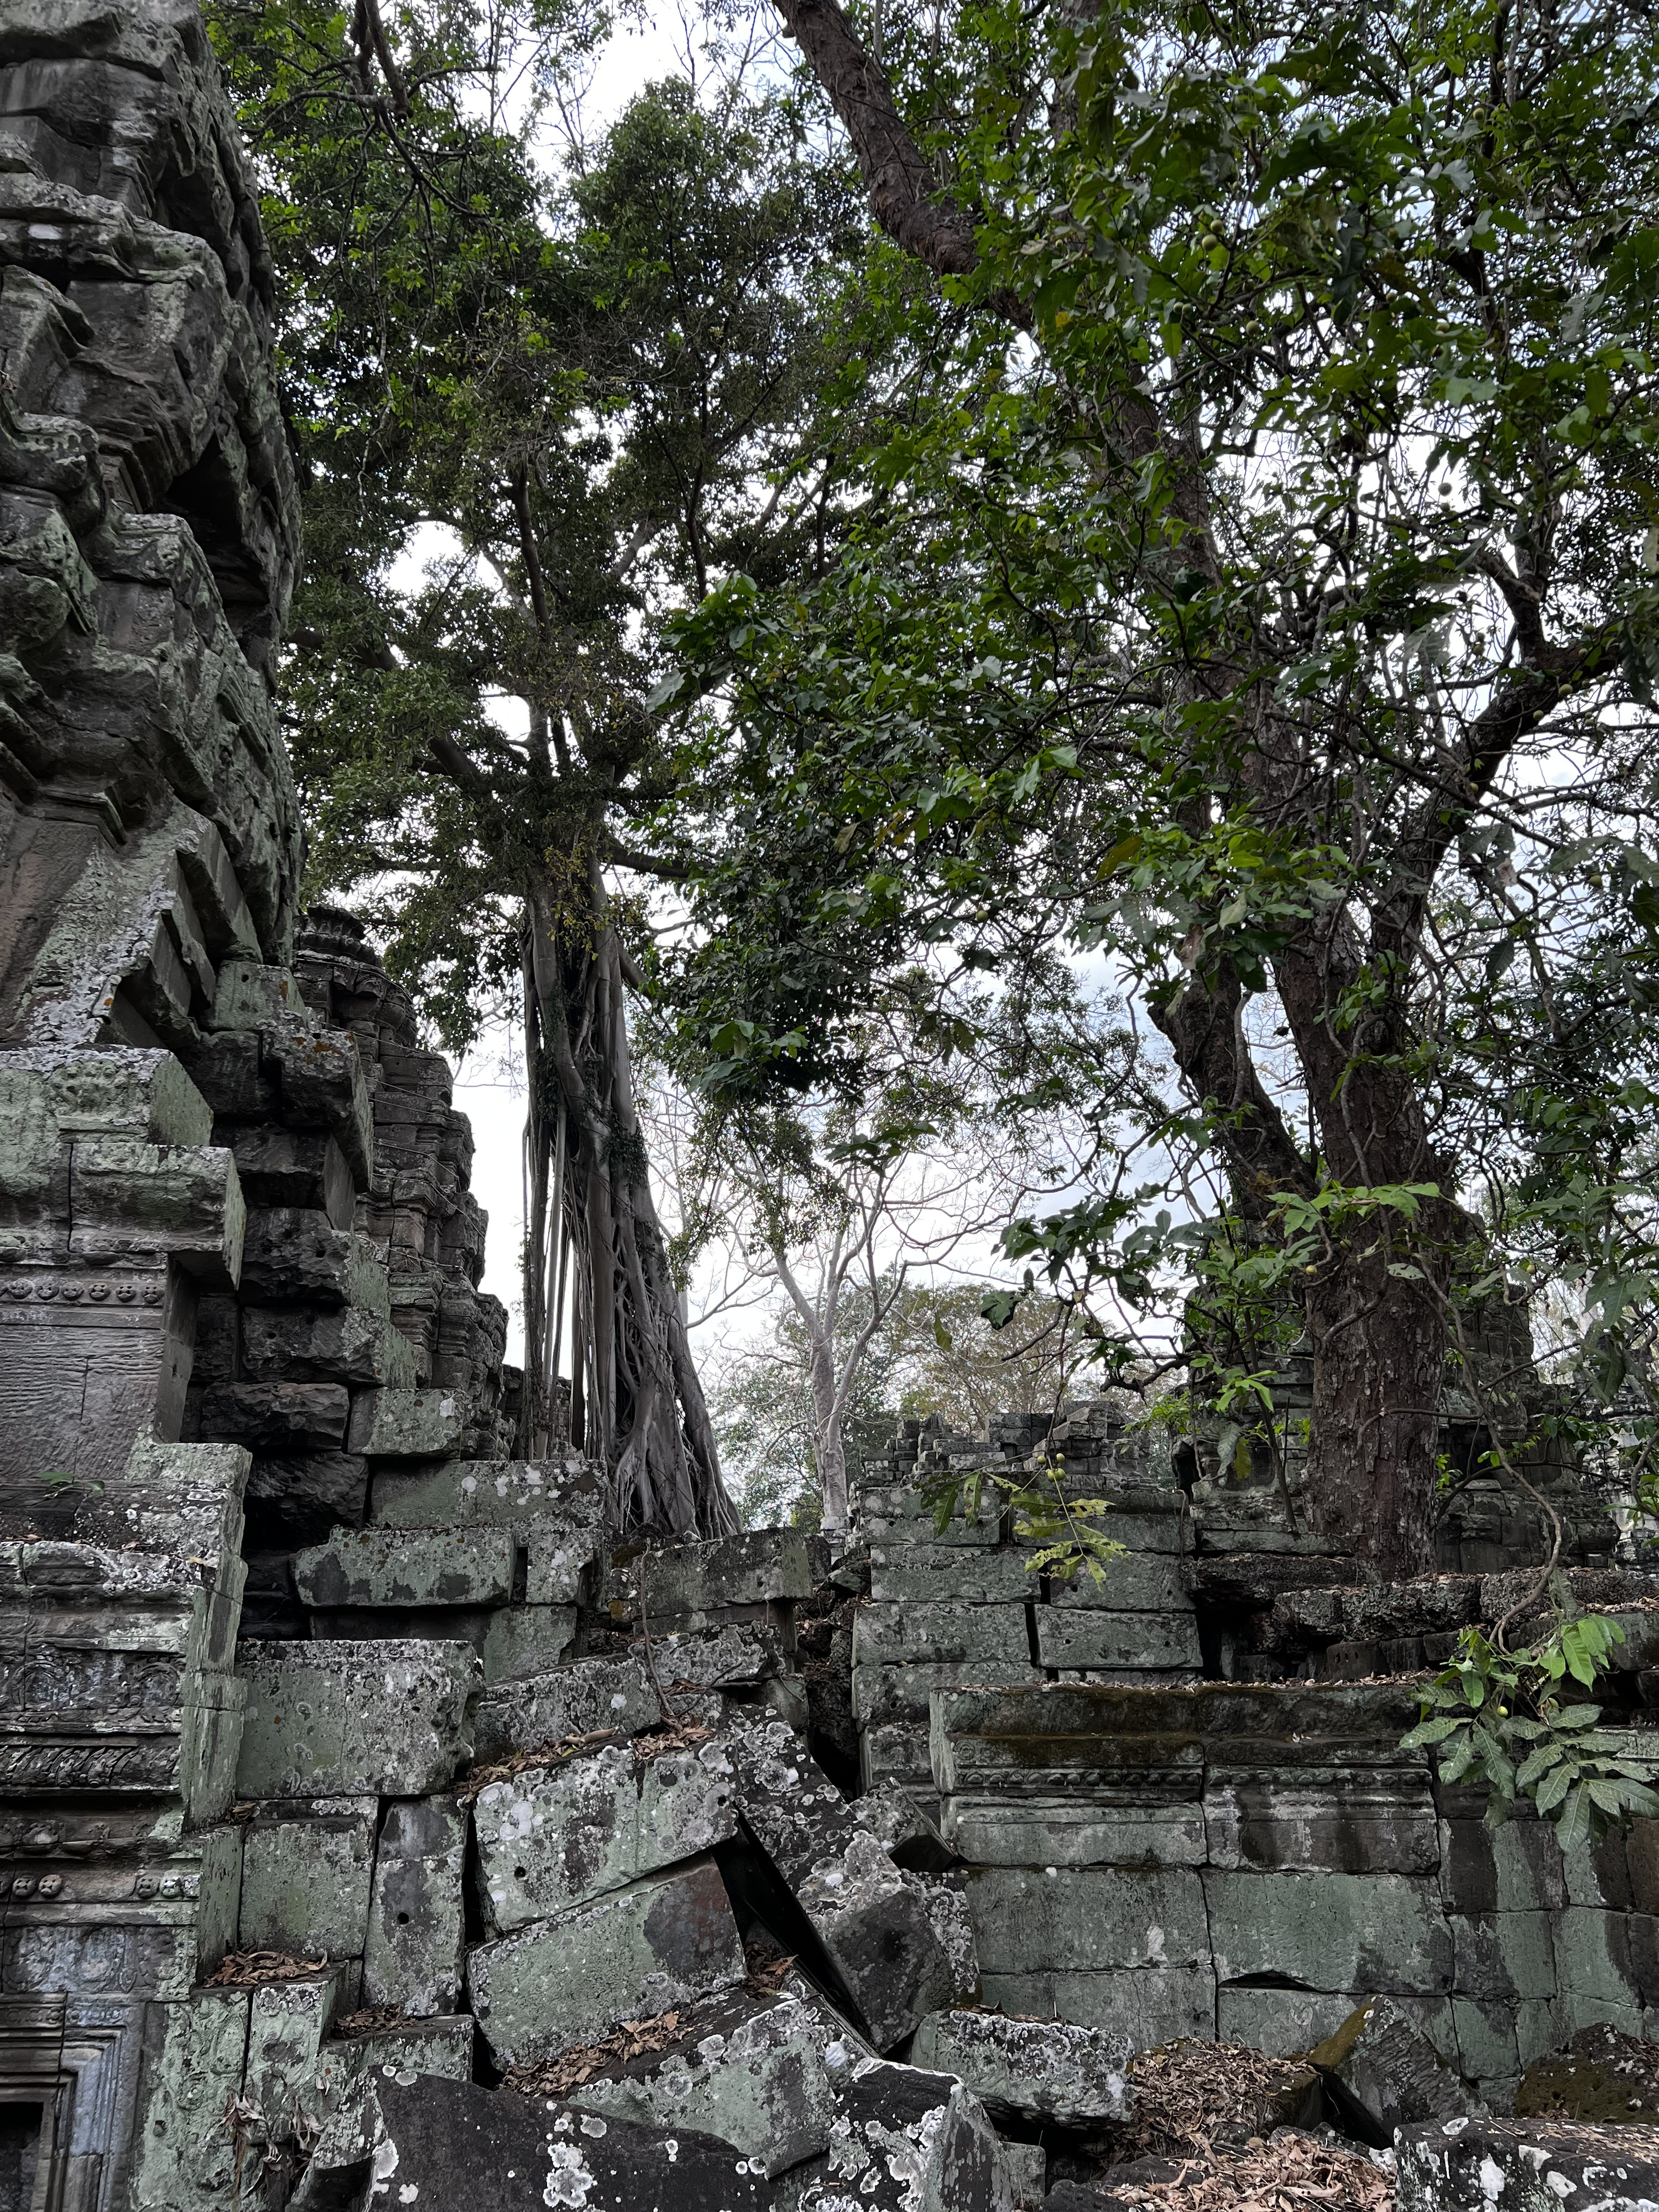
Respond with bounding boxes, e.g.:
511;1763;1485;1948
311;2013;475;2106
202;1379;349;1449
301;2072;775;2210
943;1795;1208;1869
524;1520;604;1605
1204;1770;1440;1875
855;1658;1043;1728
234;1638;478;1796
292;1526;515;1609
68;1135;244;1284
1033;1608;1202;1670
1396;2115;1659;2212
567;1985;849;2177
868;1546;1039;1604
1203;1870;1454;1994
648;1621;787;1688
806;2056;1018;2212
1451;1912;1559;2001
481;1605;577;1682
640;1527;828;1614
858;1481;1003;1548
473;1739;738;1931
239;1209;386;1308
980;1965;1217;2047
354;1388;465;1458
242;1303;416;1389
371;1454;604;1531
1047;1553;1191;1610
967;1865;1209;1973
1308;1995;1481;2135
238;1798;376;1959
362;1796;467;2016
464;1855;746;2066
909;2008;1131;2125
853;1601;1032;1668
1554;1907;1640;2010
1215;1986;1372;2057
729;1720;955;2050
471;1657;661;1761
126;1985;251;2211
244;1965;353;2142
860;1720;933;1794
1451;1996;1521;2088
229;1128;354;1225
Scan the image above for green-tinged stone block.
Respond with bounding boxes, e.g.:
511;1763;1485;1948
234;1639;478;1796
1553;1906;1641;2010
967;1865;1209;1974
128;1986;252;2212
362;1797;467;2016
311;2014;476;2106
356;1390;466;1459
473;1739;737;1931
979;1966;1216;2047
481;1604;576;1682
465;1855;747;2066
868;1547;1039;1604
371;1455;605;1532
1033;1608;1202;1670
853;1601;1032;1668
238;1799;376;1958
1451;1912;1558;2002
945;1796;1207;1870
1204;1869;1454;1995
1048;1553;1191;1610
244;1965;353;2142
471;1657;660;1761
854;1659;1042;1729
640;1528;828;1613
293;1526;515;1609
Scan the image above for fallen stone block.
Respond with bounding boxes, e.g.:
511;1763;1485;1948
465;1855;747;2066
244;1963;354;2146
238;1797;376;1959
312;2012;476;2105
292;1525;515;1608
363;1796;467;2015
650;1620;789;1688
800;2054;1019;2212
1310;1995;1480;2142
729;1719;956;2049
550;1985;853;2177
471;1656;661;1761
857;1782;961;1872
1516;2022;1659;2124
234;1638;478;1796
293;2072;775;2211
905;1869;980;2001
910;2008;1131;2125
473;1736;738;1930
641;1527;829;1615
1397;2115;1659;2212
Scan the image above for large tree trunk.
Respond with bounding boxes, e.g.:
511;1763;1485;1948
524;860;735;1536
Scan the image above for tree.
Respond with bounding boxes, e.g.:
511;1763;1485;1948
215;0;863;1531
667;0;1659;1574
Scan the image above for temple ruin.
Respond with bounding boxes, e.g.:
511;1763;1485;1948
5;7;1659;2209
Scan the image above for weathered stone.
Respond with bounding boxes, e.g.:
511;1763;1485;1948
293;1525;515;1608
910;2008;1132;2125
798;2054;1019;2212
857;1780;960;1872
473;1738;738;1929
728;1719;955;2050
234;1638;478;1796
354;1387;466;1458
641;1527;829;1614
126;1985;251;2212
470;1656;661;1761
371;1453;605;1534
977;1966;1217;2047
1034;1609;1203;1670
296;2072;775;2211
566;1985;852;2177
649;1620;787;1688
853;1600;1034;1667
1047;1553;1192;1610
1204;1869;1454;1994
855;1658;1044;1728
362;1795;467;2016
238;1797;376;1959
465;1855;747;2066
202;1379;349;1449
868;1546;1039;1604
241;1301;416;1388
1308;1995;1481;2137
1396;2115;1659;2212
944;1794;1208;1870
1205;1770;1441;1875
968;1865;1211;1973
244;1964;353;2144
481;1604;577;1681
311;2012;476;2105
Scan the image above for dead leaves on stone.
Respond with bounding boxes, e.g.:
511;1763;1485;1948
505;2009;687;2097
1096;2134;1390;2212
206;1949;328;1986
1116;2041;1322;2161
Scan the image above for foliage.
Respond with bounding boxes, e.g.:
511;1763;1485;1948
1402;1617;1659;1847
920;1454;1129;1585
663;0;1659;1567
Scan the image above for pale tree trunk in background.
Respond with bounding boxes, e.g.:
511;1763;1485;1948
773;1233;907;1535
